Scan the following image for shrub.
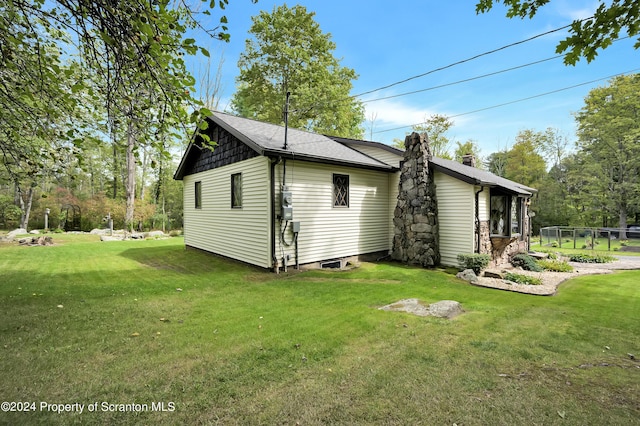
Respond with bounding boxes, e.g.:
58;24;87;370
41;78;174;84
457;253;491;274
537;259;573;272
551;241;558;247
511;253;543;272
169;230;183;237
504;272;542;285
569;253;615;263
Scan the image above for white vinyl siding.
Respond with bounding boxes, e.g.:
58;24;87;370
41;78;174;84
349;145;403;168
477;186;489;221
274;161;391;266
183;156;271;268
434;171;475;267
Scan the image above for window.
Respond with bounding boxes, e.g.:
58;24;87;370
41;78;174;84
195;181;202;209
231;173;242;208
511;198;522;235
333;174;349;207
490;195;507;236
490;193;522;237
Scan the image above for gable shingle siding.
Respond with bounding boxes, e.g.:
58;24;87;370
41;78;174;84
186;125;259;176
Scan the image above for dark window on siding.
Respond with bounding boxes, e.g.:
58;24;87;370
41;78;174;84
231;173;242;208
333;174;349;207
195;181;202;209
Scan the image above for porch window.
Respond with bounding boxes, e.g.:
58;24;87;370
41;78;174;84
490;193;522;237
231;173;242;208
195;181;202;209
333;174;349;207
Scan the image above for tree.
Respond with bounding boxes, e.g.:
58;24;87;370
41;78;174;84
485;151;508;176
504;129;547;188
575;74;640;234
1;0;238;230
393;114;454;158
231;4;365;138
475;0;640;64
454;140;483;167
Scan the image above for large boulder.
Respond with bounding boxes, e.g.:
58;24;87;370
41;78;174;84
147;230;166;238
428;300;464;319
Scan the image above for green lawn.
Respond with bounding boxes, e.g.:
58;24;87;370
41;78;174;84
1;235;638;425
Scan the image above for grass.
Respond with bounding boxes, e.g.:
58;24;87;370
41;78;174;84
1;235;639;425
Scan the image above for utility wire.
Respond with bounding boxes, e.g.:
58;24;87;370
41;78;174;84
351;22;579;99
290;19;590;115
361;55;562;104
361;36;630;105
373;68;640;134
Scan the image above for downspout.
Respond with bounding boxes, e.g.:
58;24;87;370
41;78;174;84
475;186;484;254
270;157;280;273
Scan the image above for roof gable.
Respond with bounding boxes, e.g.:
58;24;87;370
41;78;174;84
175;112;396;180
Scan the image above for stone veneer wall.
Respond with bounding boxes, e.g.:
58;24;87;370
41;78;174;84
391;132;440;266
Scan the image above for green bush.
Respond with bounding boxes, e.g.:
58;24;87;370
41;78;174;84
551;241;559;247
457;253;491;274
537;259;573;272
169;230;183;237
511;253;543;272
569;253;615;264
504;272;542;285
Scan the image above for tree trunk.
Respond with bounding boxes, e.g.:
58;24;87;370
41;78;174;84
125;120;136;233
17;185;34;230
619;203;628;239
112;141;119;199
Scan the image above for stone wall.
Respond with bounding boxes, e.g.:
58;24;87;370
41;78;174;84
392;132;440;267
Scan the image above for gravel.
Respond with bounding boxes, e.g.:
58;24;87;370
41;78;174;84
473;256;640;296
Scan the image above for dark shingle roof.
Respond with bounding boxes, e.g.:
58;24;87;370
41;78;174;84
211;112;395;170
430;156;536;196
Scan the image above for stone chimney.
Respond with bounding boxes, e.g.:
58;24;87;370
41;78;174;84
392;132;440;267
462;154;476;167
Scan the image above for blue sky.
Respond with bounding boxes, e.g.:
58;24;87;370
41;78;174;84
187;0;638;157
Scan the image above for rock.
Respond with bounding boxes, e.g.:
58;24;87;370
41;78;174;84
456;268;478;284
130;233;145;239
379;298;431;317
379;298;464;319
483;269;504;279
90;228;110;235
7;229;28;240
100;235;123;242
148;230;165;238
428;300;464;319
29;229;40;234
528;251;549;260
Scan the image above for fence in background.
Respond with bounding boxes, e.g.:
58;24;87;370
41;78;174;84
539;226;640;251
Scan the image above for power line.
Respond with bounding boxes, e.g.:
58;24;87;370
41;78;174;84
361;36;630;105
352;22;578;99
373;68;640;135
361;55;562;104
291;20;584;114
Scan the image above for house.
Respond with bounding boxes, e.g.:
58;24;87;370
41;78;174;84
174;112;536;271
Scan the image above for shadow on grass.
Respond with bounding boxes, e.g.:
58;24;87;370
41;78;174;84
118;244;267;277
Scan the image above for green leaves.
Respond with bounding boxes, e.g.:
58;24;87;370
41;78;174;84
475;0;640;64
231;4;364;138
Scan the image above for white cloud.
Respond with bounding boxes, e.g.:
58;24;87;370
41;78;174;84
556;0;598;21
